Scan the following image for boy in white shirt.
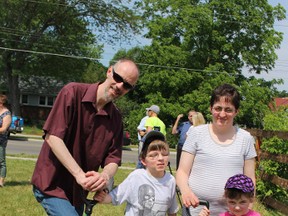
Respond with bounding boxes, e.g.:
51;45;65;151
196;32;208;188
94;130;179;216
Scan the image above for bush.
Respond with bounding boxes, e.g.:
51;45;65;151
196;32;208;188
256;108;288;205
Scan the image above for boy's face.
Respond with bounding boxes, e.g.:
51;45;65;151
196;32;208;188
141;149;169;178
226;195;253;216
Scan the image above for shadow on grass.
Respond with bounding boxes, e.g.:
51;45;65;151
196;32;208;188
5;180;31;186
8;136;28;141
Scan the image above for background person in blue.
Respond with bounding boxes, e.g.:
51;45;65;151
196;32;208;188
172;109;196;169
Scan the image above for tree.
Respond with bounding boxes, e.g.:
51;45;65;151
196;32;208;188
139;0;285;75
0;0;142;115
124;0;286;130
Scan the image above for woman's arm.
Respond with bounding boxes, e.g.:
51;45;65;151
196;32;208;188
0;114;11;133
244;158;256;209
176;151;199;207
244;158;256;188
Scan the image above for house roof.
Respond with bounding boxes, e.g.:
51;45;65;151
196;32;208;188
19;76;65;96
274;98;288;107
269;97;288;110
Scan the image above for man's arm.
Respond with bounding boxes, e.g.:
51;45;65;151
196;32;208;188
45;134;88;188
46;133;117;192
172;114;183;134
146;126;153;133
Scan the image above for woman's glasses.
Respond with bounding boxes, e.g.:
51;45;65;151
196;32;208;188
112;68;134;90
212;106;235;114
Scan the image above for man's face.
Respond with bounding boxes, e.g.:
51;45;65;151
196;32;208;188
104;63;138;101
188;111;195;123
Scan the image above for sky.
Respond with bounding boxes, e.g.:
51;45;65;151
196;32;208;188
100;0;288;92
242;0;288;91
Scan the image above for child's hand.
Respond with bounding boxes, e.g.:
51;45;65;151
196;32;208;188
198;206;210;216
93;190;107;202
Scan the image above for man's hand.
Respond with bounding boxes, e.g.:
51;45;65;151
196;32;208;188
75;172;91;190
84;171;109;192
177;114;184;119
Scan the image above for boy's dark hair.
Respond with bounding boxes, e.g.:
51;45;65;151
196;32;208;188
140;140;169;160
139;131;167;160
210;84;241;110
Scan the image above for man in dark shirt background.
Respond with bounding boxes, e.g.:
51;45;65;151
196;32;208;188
31;59;139;215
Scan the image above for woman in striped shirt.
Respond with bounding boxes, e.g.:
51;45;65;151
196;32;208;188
176;84;257;216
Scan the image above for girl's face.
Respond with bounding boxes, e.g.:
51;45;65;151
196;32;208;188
226;195;253;216
210;97;238;128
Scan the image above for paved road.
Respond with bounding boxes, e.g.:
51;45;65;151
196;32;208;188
7;135;177;169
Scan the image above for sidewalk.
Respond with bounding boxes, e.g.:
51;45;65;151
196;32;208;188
10;133;42;140
9;134;176;154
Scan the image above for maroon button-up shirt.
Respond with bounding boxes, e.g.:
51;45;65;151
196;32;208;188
31;82;124;206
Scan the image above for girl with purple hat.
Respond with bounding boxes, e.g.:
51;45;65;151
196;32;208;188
219;174;260;216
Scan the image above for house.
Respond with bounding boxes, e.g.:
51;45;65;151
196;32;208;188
269;97;288;111
18;76;65;123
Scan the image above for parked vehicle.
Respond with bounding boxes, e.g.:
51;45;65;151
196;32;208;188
8;115;24;136
123;131;131;146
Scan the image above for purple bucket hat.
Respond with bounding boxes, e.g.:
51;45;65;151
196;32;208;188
225;174;254;193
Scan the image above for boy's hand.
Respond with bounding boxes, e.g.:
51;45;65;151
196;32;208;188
198;206;210;216
93;190;108;202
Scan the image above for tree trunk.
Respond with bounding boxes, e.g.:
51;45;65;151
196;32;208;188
4;55;21;116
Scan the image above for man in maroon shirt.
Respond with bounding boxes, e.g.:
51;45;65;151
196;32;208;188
31;59;139;215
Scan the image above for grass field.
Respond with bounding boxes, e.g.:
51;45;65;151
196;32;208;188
1;155;284;216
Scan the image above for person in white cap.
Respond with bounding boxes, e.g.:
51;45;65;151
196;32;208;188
144;105;166;136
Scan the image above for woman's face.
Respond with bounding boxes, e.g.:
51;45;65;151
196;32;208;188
210;96;238;128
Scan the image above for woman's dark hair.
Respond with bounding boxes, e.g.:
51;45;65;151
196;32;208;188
210;84;241;110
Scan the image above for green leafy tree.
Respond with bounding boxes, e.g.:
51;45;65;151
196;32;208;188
237;77;280;128
101;0;286;144
139;0;285;74
119;0;286;134
0;0;142;115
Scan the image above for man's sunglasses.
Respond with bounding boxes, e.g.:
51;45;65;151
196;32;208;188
112;68;134;90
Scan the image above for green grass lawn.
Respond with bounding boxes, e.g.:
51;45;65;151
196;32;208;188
22;125;44;136
1;155;284;216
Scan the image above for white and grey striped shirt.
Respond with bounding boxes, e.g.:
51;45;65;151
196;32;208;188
182;124;257;216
